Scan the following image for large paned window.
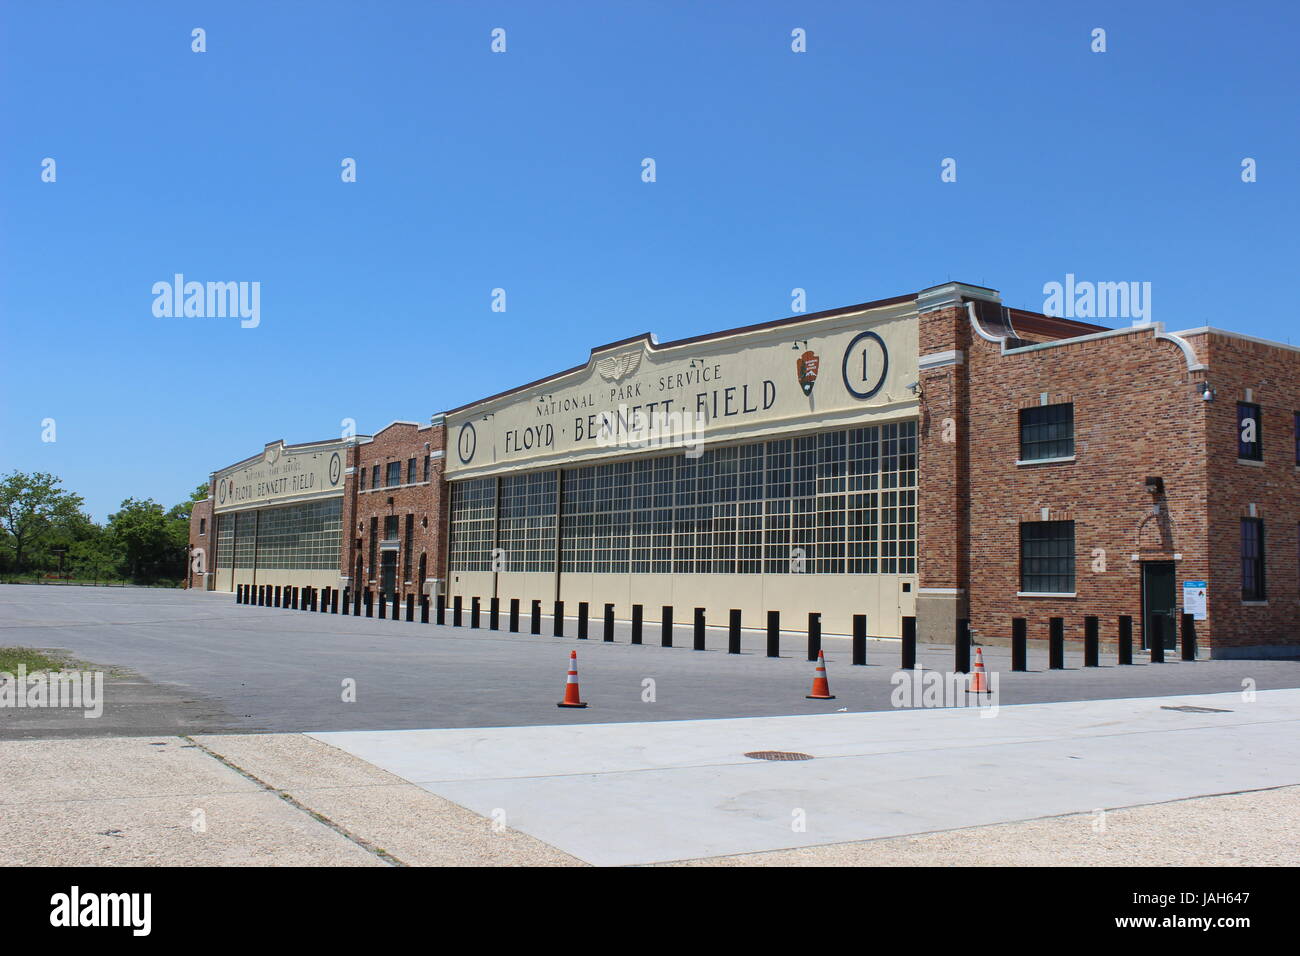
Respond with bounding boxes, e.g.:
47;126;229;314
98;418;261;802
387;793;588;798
252;498;342;570
1241;518;1266;601
450;422;918;575
1019;520;1076;594
448;477;497;572
1019;403;1074;461
1238;402;1262;461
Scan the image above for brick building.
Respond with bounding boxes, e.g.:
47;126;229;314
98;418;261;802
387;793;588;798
341;418;447;604
191;281;1298;657
918;283;1298;658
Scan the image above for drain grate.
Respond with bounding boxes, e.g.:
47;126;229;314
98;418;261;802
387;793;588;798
1161;705;1233;714
744;750;813;761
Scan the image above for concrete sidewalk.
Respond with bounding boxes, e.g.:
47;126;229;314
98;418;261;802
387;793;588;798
2;714;1297;866
313;688;1300;865
4;687;1298;866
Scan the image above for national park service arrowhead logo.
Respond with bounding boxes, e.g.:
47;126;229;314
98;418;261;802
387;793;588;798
796;350;819;396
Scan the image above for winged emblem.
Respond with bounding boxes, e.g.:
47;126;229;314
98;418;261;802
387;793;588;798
596;351;642;383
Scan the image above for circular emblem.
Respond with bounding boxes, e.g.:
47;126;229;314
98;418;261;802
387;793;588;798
457;422;477;465
842;330;889;400
329;452;342;486
217;479;227;504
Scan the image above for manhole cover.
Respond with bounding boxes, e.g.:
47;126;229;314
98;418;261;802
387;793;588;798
1161;705;1233;714
744;751;813;761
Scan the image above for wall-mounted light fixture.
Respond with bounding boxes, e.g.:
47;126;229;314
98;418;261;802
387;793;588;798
1197;382;1216;402
1144;476;1164;495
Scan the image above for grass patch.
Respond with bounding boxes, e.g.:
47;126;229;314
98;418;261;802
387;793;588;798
0;646;70;674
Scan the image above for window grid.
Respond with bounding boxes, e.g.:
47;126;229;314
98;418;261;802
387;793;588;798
1238;402;1262;461
448;477;497;572
1019;403;1074;461
1241;518;1266;601
1020;520;1076;594
450;423;918;575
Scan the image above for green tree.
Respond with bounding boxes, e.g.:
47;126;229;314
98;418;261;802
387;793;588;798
108;498;181;582
0;471;85;572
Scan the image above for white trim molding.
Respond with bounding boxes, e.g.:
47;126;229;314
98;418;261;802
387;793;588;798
918;349;965;371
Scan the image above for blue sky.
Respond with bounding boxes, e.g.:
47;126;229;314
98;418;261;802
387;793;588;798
2;1;1297;520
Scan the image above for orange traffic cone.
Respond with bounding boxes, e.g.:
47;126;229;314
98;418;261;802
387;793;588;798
805;650;836;700
557;650;588;708
970;646;988;694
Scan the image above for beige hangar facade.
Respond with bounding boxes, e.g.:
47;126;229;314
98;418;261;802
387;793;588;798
209;437;353;595
444;295;922;637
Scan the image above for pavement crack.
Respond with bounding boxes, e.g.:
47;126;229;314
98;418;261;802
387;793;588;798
181;735;407;867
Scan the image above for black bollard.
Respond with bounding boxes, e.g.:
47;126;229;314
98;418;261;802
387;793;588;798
509;598;519;633
807;612;821;662
852;614;867;666
421;595;429;623
577;602;588;640
661;606;673;647
901;615;917;670
322;587;330;613
364;588;373;617
407;594;415;622
452;595;461;627
553;601;564;637
489;597;499;630
766;610;780;658
378;592;387;619
292;587;300;610
955;619;971;673
1150;616;1166;663
1011;618;1027;671
631;605;643;645
332;589;339;614
1084;616;1099;667
435;594;445;625
693;608;706;651
256;585;264;607
1049;617;1064;669
353;587;362;617
530;600;541;635
342;587;349;615
1181;614;1197;661
471;596;480;628
1118;615;1132;665
391;592;400;622
275;585;282;608
603;603;615;642
728;609;741;654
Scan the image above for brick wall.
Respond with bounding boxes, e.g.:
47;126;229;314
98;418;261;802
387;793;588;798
1195;332;1300;650
340;419;447;602
186;491;214;589
961;322;1213;649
